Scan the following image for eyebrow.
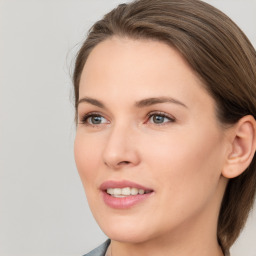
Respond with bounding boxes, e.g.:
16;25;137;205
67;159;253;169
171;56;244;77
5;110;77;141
135;97;187;108
77;96;187;109
78;97;106;108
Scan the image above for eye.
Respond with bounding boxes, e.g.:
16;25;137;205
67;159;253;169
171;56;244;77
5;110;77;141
147;112;175;124
80;113;109;125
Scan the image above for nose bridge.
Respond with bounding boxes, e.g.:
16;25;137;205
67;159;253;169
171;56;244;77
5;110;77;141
102;120;139;169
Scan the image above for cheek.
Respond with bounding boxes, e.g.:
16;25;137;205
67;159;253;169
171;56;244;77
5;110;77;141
143;127;225;196
74;133;102;187
139;129;225;229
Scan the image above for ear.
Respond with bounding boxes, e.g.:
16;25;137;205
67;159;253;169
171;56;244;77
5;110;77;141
222;115;256;179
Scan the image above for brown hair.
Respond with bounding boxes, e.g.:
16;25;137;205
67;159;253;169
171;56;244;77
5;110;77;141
73;0;256;250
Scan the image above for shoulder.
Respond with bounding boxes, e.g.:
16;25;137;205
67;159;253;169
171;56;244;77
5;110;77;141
83;240;111;256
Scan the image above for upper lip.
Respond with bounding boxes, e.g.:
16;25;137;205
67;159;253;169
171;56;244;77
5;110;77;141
100;180;154;191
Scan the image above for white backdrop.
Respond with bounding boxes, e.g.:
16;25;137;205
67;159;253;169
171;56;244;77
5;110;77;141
0;1;255;256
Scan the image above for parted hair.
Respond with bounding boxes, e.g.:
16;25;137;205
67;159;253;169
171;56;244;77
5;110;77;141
73;0;256;251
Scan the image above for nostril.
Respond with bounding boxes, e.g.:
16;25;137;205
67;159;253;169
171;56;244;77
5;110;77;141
104;159;133;169
118;161;130;165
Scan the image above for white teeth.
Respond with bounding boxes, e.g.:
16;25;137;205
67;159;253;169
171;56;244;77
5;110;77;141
107;188;114;194
139;189;144;195
131;188;139;195
106;187;147;197
122;187;130;195
113;188;121;195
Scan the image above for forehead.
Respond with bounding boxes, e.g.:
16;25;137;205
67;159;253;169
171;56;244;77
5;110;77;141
79;36;215;112
82;36;194;77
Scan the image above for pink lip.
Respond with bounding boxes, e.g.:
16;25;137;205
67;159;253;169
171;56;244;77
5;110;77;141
100;180;154;209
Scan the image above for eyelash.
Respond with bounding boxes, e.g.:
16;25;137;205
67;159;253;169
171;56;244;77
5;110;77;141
146;111;175;125
79;112;109;126
79;111;175;127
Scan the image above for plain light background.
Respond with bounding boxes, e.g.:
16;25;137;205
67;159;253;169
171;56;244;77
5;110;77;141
0;0;255;255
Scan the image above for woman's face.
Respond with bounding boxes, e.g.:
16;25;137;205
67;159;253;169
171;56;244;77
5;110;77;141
75;37;229;243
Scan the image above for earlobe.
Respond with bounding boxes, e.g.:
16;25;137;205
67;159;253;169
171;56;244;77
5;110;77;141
222;115;256;179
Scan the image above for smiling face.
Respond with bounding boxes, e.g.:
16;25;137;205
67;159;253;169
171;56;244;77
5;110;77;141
74;37;229;245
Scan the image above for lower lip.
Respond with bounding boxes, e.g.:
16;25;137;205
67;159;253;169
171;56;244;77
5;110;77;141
102;191;153;209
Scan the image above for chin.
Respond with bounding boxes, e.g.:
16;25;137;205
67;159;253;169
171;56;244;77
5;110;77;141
96;215;155;243
106;229;153;244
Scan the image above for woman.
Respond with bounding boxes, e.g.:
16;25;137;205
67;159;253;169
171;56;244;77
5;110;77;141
73;0;256;255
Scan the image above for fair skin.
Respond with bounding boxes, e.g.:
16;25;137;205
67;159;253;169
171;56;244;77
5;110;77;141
74;37;256;256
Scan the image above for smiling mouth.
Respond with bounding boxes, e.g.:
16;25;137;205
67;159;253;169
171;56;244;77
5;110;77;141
106;187;153;197
100;180;154;208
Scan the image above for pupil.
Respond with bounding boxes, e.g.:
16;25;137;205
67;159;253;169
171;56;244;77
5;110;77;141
153;115;164;123
92;116;102;124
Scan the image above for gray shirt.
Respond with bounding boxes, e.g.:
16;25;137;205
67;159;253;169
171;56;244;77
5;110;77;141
83;240;110;256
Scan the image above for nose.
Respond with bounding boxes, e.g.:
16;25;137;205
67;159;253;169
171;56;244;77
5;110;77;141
102;123;140;170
